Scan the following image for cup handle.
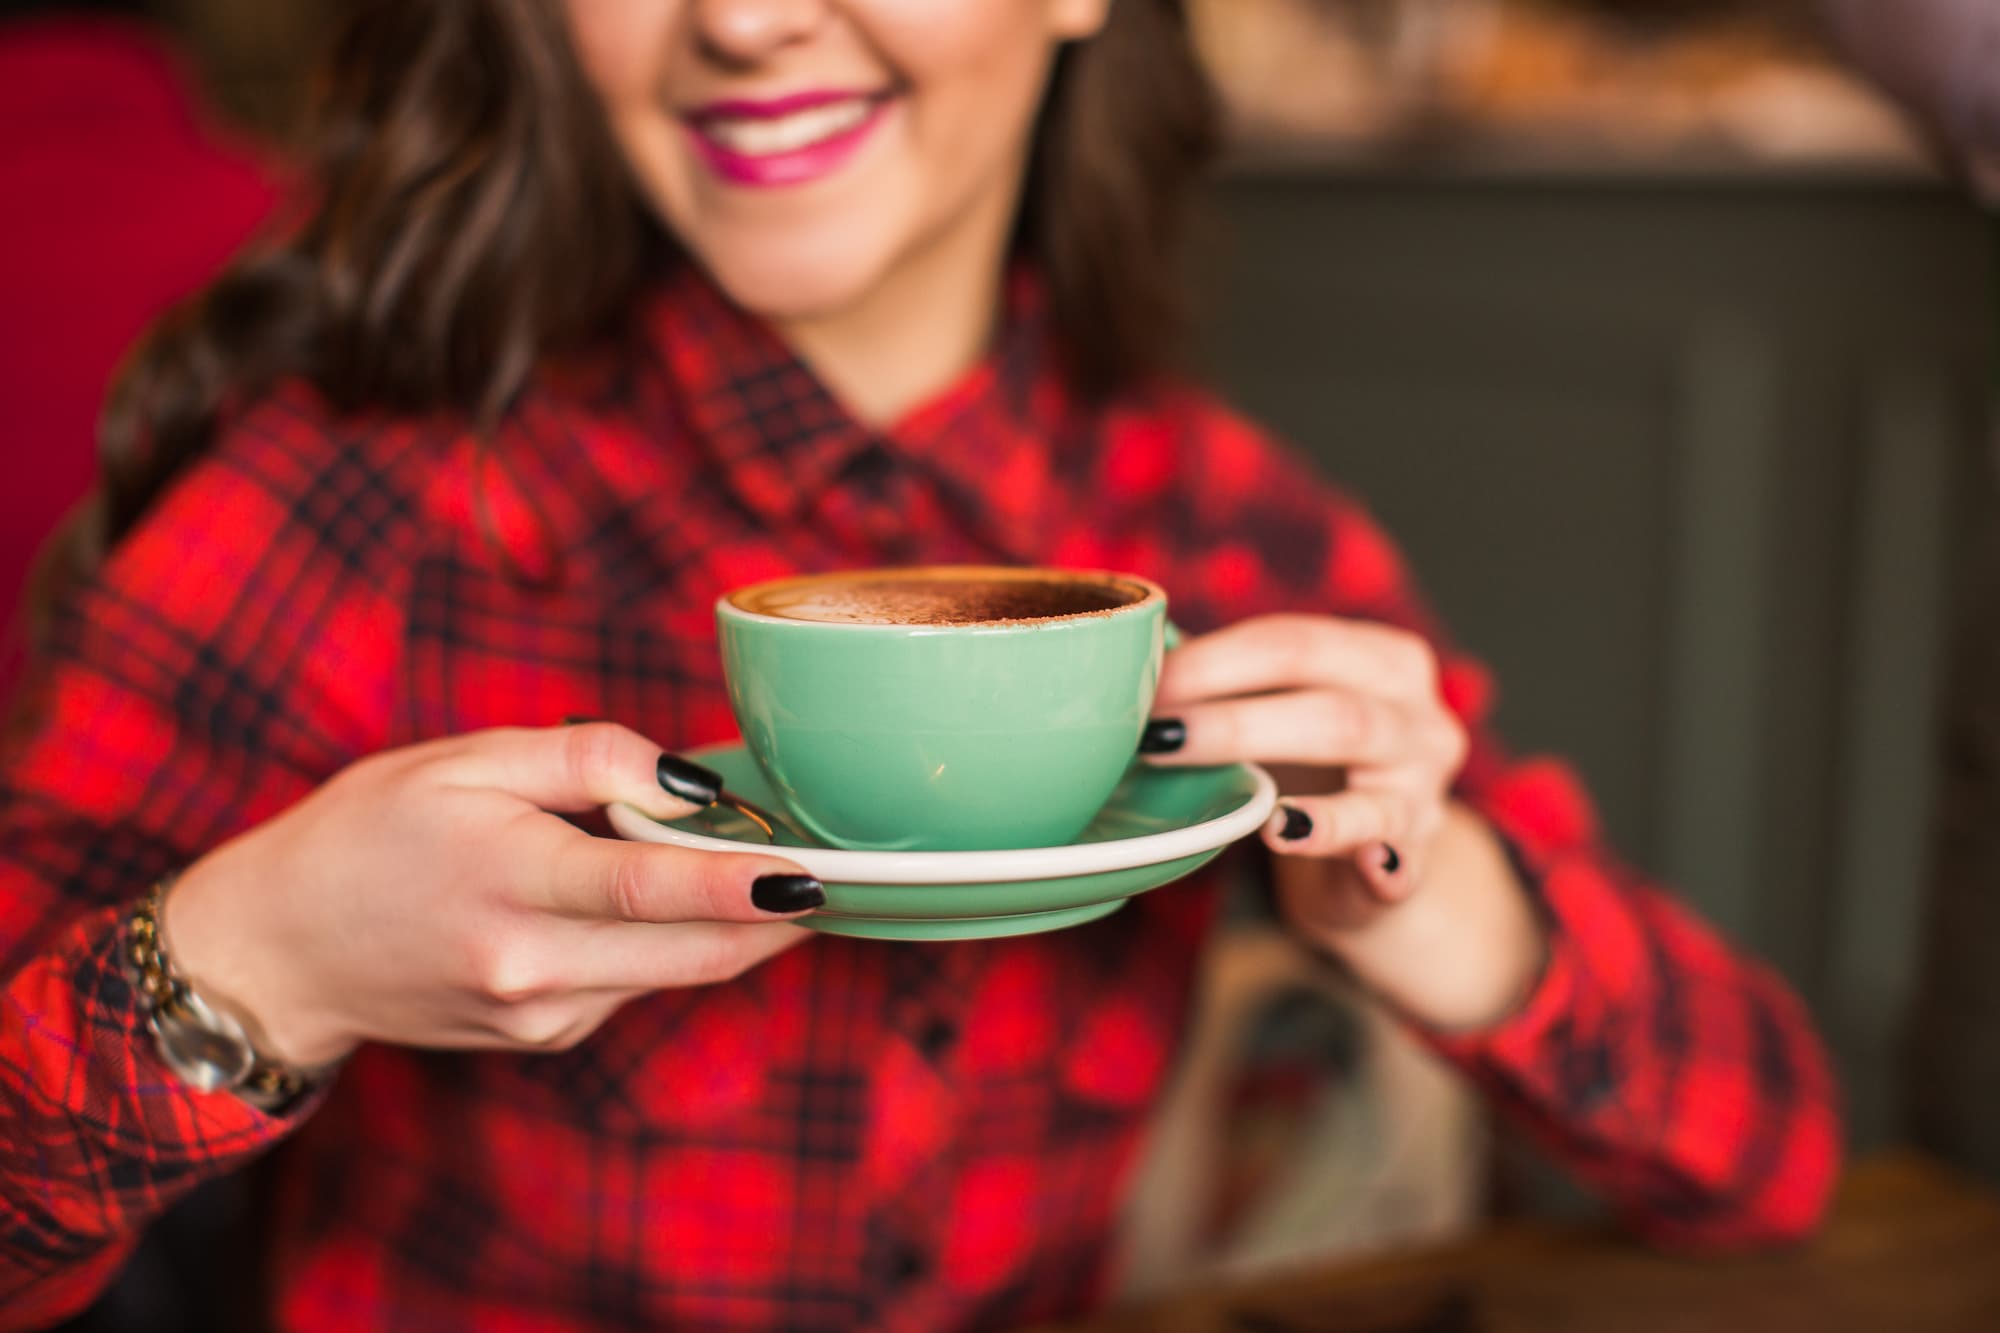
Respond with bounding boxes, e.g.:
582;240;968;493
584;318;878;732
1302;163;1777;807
1164;619;1186;652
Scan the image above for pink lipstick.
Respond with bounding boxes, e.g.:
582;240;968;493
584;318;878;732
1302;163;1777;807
683;89;892;189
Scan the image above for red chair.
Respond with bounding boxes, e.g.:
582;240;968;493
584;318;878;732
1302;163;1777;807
0;14;277;697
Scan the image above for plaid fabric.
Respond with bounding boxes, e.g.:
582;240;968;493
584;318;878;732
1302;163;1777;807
0;264;1839;1330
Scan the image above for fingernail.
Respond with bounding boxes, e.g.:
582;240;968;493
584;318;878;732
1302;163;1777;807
1277;804;1313;842
1139;718;1187;755
562;715;601;726
1379;843;1403;875
751;874;826;914
657;753;722;806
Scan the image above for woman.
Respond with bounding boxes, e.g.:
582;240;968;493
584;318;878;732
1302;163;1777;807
0;2;1838;1328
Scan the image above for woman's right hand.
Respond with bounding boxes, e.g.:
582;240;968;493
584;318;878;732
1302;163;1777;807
160;724;824;1069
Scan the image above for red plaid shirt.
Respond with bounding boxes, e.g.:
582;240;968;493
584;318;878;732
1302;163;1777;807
0;265;1839;1330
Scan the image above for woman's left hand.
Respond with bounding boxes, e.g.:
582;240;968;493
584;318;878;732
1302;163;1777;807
1143;614;1546;1031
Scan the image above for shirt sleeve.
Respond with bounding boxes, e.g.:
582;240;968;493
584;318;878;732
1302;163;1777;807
1159;398;1842;1252
0;394;420;1325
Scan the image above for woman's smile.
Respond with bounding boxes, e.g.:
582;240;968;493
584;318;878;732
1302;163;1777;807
682;88;896;187
568;0;1111;392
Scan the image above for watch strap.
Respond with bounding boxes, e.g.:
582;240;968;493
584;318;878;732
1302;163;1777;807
124;874;327;1112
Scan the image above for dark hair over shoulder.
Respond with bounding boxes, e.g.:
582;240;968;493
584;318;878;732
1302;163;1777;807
52;0;1216;607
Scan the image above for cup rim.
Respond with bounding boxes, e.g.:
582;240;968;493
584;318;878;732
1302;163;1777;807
715;565;1166;633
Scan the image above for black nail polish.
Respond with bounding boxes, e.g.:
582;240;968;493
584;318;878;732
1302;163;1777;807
1278;805;1313;842
1139;718;1187;755
657;753;722;806
562;715;601;726
752;874;826;914
1381;844;1403;874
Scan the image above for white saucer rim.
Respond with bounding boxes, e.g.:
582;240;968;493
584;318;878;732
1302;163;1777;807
606;762;1276;885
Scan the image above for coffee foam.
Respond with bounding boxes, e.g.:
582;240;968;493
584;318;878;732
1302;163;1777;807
735;571;1147;626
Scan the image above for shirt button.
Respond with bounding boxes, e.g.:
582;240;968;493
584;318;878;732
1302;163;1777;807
841;444;895;487
890;1243;930;1285
1561;1035;1618;1110
917;1016;958;1060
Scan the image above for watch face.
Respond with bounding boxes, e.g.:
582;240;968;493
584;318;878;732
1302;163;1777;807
153;1003;256;1093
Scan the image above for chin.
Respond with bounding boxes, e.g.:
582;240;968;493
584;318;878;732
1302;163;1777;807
694;237;893;324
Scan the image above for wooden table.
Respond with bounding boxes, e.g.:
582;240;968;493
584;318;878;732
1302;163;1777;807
1033;1154;2000;1333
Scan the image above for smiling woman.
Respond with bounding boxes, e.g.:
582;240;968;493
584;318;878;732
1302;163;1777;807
1;1;1839;1330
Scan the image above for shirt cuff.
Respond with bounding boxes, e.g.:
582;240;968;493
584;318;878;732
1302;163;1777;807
1415;840;1627;1124
1;901;328;1280
53;903;327;1135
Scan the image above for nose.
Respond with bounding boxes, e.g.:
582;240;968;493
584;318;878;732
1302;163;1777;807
690;0;827;67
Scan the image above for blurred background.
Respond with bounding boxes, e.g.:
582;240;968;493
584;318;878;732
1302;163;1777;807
4;0;1994;1326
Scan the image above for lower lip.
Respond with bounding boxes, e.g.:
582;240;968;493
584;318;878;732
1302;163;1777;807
684;98;891;189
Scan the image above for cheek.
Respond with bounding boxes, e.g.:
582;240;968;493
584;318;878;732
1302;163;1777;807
563;0;669;107
874;0;1058;96
858;0;1043;54
870;1;1063;184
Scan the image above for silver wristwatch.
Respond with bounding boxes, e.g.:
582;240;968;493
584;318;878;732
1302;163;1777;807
124;874;331;1111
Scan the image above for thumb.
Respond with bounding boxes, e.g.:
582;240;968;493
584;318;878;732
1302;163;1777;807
431;723;721;821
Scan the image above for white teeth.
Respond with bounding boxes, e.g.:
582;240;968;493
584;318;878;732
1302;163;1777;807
702;98;873;157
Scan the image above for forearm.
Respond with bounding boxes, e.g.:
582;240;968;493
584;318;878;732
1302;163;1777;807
1433;763;1839;1248
0;903;312;1326
1279;774;1839;1249
1426;852;1841;1249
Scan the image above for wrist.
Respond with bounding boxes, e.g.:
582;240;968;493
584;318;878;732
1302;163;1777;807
163;852;358;1070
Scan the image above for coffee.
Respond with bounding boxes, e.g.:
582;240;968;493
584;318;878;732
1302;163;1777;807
730;568;1149;627
717;564;1169;850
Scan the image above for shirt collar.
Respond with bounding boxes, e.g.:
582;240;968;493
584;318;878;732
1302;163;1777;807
638;261;1079;559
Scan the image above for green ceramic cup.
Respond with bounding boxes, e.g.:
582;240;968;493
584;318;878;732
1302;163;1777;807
716;566;1168;851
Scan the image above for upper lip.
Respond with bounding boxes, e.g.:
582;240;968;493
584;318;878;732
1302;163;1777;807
684;89;889;125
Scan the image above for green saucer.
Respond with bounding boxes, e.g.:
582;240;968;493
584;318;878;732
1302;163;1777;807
613;744;1273;941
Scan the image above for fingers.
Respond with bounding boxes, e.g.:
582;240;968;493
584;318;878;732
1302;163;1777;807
1267;797;1417;930
450;922;813;1051
1263;789;1407;856
428;723;721;821
539;827;825;925
1263;789;1438;905
571;920;813;992
1155;615;1437;708
1143;689;1413;768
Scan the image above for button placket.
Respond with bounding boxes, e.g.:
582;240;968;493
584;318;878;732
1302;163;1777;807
886;940;976;1066
917;1014;960;1063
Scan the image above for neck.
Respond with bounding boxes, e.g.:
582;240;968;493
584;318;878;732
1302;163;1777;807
775;186;1018;429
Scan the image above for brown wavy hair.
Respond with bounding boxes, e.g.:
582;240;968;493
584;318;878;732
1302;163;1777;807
34;0;1216;632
